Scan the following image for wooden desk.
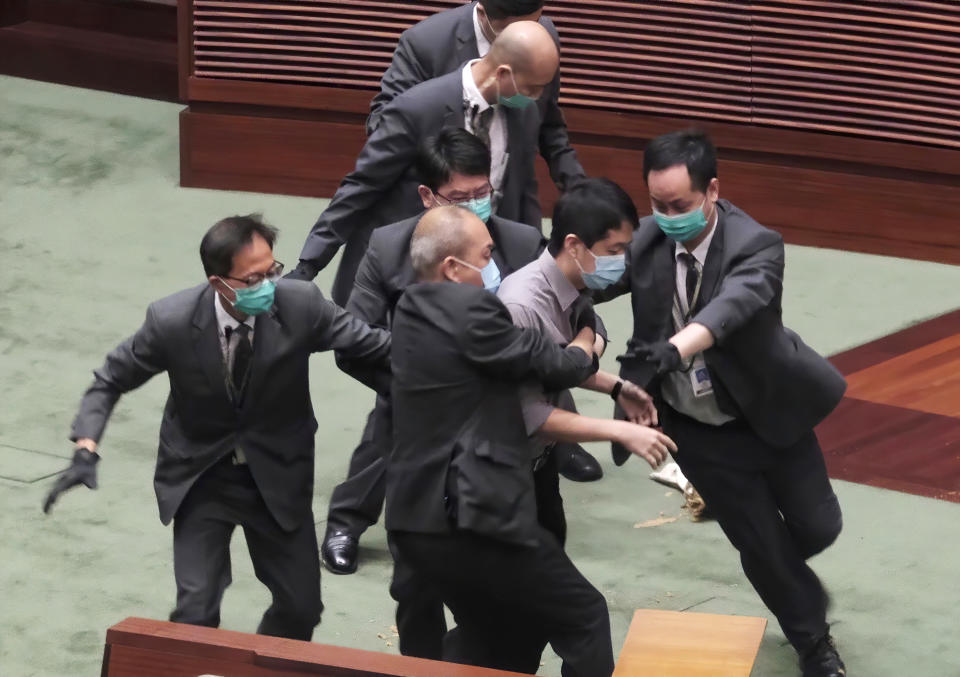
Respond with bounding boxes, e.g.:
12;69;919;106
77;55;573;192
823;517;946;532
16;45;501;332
101;617;529;677
613;609;767;677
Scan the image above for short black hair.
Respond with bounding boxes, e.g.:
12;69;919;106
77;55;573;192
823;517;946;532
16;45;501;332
642;129;717;193
548;178;638;256
200;214;278;277
479;0;545;20
416;128;491;191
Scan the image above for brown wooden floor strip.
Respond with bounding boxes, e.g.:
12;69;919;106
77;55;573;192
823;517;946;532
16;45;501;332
844;334;960;418
819;309;960;503
818;398;960;504
829;308;960;376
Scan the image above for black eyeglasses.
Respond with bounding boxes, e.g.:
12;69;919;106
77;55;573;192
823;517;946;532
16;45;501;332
222;261;284;290
434;182;493;205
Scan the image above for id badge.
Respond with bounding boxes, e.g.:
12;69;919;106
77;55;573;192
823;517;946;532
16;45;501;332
689;355;714;398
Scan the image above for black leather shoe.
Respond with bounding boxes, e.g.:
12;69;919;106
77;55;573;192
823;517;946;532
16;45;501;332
801;634;846;677
321;529;359;575
555;443;603;482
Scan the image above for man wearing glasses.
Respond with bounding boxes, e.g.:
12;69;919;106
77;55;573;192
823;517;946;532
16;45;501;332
322;129;545;578
43;214;392;641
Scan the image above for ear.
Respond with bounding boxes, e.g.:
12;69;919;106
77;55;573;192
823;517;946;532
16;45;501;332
418;185;435;210
707;177;720;203
439;256;461;283
209;276;233;301
563;233;582;255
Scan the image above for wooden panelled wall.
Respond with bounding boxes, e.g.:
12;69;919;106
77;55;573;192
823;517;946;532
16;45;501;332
178;0;960;263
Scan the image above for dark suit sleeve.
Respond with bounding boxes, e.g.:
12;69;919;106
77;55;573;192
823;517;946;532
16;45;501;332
70;305;168;443
367;32;427;136
538;73;584;191
460;293;597;390
345;239;391;328
297;108;418;272
307;286;392;393
693;232;784;346
521;170;543;230
538;19;584;191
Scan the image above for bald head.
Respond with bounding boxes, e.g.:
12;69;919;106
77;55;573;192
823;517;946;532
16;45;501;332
488;20;558;85
410;206;493;286
472;20;558;107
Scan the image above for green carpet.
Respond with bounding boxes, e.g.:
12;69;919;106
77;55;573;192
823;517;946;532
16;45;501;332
2;75;959;676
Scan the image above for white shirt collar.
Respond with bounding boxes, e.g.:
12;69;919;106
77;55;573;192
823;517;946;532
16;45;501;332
462;58;492;114
472;3;493;57
213;289;254;336
675;206;720;267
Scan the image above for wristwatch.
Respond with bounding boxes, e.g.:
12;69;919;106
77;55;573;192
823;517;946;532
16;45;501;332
610;380;624;401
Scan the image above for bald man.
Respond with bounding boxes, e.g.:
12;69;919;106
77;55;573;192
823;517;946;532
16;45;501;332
288;21;560;308
386;206;614;676
367;1;584;194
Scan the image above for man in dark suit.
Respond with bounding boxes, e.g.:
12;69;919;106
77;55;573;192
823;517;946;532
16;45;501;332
387;205;614;677
287;21;559;307
43;215;391;641
321;128;546;576
603;130;847;677
367;0;584;194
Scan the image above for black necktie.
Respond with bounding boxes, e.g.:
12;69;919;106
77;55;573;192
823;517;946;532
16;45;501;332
228;324;252;396
678;252;700;311
470;105;494;149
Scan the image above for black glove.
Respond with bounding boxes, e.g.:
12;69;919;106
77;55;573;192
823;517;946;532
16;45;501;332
43;447;100;514
569;293;597;335
283;260;319;282
638;341;682;375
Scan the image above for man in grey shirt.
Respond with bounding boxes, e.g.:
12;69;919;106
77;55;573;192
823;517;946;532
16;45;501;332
497;178;676;544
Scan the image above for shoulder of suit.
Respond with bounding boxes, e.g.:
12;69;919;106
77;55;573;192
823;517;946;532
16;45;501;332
403;2;471;42
274;278;324;306
371;213;422;248
147;283;208;322
538;14;561;40
391;70;462;114
718;199;783;247
495;217;544;249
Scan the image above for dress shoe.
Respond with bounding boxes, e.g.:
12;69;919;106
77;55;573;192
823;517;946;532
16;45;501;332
555;443;603;482
321;529;359;575
801;634;846;677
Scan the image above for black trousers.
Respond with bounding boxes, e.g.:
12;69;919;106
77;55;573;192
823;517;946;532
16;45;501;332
661;405;842;654
325;394;392;536
389;451;568;662
327;395;575;539
391;528;614;677
169;457;323;641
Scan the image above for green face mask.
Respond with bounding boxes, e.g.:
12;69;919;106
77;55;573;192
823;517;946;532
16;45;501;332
653;199;709;242
498;69;536;109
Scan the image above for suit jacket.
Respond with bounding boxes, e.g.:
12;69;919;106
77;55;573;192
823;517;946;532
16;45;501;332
346;212;546;328
386;283;597;545
298;69;544;306
70;281;391;531
605;199;846;450
366;1;584;192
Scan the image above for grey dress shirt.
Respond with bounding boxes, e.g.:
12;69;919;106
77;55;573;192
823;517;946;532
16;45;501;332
497;250;580;455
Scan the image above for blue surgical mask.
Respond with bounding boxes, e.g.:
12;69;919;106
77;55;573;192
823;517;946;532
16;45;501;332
455;257;502;294
221;278;276;316
653;199;709;242
498;69;536;109
575;248;627;291
458;195;492;222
